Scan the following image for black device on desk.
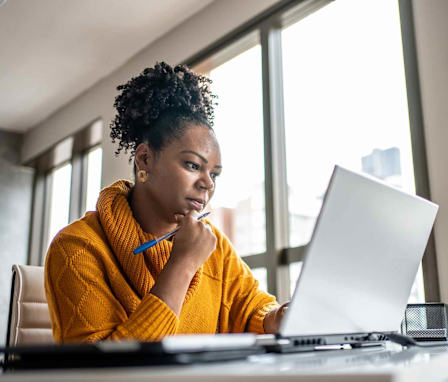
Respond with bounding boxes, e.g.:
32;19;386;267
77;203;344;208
401;303;448;343
1;334;263;371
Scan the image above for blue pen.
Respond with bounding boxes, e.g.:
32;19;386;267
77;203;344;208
133;211;211;255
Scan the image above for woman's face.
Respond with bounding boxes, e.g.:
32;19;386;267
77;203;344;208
136;124;222;222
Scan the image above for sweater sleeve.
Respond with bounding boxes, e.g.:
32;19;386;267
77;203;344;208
218;231;279;334
44;235;179;343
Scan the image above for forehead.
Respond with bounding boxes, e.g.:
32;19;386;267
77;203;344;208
169;124;221;160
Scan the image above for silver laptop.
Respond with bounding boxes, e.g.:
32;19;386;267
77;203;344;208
272;165;438;351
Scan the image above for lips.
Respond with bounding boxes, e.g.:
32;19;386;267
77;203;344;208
186;197;206;211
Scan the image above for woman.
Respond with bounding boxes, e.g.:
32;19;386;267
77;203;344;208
45;62;286;343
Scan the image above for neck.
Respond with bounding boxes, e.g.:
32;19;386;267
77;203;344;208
130;182;177;237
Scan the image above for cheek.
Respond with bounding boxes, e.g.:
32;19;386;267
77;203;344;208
148;171;176;196
154;164;197;192
171;170;197;191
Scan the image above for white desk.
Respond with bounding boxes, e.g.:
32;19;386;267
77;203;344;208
2;343;448;382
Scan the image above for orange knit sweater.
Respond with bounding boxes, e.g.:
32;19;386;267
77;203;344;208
44;180;278;343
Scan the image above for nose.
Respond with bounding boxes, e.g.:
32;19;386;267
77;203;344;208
198;173;214;192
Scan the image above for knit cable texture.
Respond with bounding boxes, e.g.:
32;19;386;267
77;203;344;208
45;180;278;343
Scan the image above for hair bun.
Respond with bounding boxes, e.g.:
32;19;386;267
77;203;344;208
110;62;217;160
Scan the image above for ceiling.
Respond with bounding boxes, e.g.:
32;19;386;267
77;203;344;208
0;0;214;133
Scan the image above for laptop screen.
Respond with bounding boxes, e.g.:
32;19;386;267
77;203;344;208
280;166;438;338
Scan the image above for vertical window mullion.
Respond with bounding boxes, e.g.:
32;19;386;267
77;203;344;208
80;151;89;216
398;0;440;302
261;21;290;301
40;172;53;265
69;154;83;223
28;173;45;266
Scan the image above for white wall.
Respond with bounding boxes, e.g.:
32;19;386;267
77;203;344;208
22;0;280;187
0;130;33;346
412;0;448;302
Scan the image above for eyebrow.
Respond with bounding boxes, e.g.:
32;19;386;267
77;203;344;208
180;150;222;169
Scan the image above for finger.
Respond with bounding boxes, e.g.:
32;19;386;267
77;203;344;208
180;210;197;225
275;303;288;319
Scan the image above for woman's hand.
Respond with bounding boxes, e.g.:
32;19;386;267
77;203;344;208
263;302;289;334
150;210;216;317
169;210;217;275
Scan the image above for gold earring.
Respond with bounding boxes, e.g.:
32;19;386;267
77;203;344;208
137;170;148;183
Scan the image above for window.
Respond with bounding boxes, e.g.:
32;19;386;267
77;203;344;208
197;43;266;258
188;0;436;301
194;38;269;290
289;261;302;297
283;0;414;245
29;121;103;265
84;146;103;214
282;0;424;301
45;163;72;249
252;267;268;293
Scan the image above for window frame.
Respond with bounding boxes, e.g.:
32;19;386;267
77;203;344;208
27;120;103;266
186;0;440;302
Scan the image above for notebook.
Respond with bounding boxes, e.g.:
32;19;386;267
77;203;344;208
265;165;439;352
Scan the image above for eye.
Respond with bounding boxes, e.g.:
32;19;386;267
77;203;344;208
185;161;200;171
210;172;220;181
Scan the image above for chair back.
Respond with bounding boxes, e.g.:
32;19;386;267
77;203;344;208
6;264;54;346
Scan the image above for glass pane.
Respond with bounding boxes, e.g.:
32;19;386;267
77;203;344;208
282;0;424;301
84;146;103;213
47;163;72;247
408;264;425;303
251;267;268;293
289;262;303;297
204;45;266;256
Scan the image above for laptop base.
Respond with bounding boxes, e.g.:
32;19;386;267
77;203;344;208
261;332;388;353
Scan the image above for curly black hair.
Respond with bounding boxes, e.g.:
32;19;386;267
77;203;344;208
110;62;217;161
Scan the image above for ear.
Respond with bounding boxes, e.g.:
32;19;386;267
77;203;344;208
134;143;152;172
